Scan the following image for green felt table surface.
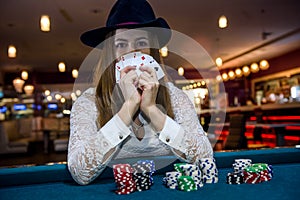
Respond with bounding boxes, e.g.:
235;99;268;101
1;147;300;200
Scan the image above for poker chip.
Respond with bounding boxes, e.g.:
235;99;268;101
113;164;136;195
177;176;197;192
113;160;155;195
226;172;244;184
163;171;182;189
232;159;252;173
198;158;219;184
226;160;273;185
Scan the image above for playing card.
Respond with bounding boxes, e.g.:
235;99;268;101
115;52;165;83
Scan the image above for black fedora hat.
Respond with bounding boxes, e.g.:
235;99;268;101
80;0;171;48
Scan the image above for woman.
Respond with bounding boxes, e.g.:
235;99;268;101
68;0;213;185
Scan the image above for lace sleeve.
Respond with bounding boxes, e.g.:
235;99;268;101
67;88;118;185
167;83;213;162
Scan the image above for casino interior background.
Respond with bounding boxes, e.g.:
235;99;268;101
0;0;300;168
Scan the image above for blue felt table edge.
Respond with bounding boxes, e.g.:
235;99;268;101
0;147;299;187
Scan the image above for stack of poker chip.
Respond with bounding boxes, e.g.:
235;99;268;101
163;171;182;189
163;159;218;191
113;164;136;195
174;163;203;188
232;159;252;173
132;160;155;191
243;163;273;184
198;158;219;184
177;176;197;192
226;159;273;184
226;172;244;185
112;160;155;195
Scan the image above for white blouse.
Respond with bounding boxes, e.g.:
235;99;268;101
67;82;213;185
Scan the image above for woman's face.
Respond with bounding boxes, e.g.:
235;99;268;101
114;29;151;58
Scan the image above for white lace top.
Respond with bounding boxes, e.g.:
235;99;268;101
67;82;213;185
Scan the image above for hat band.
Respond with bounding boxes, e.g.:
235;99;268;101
117;22;139;26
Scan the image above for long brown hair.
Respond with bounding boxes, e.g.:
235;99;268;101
95;30;174;127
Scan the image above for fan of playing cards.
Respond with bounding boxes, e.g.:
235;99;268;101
115;52;165;83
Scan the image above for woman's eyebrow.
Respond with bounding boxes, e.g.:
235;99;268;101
115;38;128;42
135;37;148;41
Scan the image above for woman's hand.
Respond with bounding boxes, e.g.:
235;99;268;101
138;66;159;116
117;66;141;126
119;66;141;105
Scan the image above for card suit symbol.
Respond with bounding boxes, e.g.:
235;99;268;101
154;67;158;71
122;56;125;61
116;65;121;70
150;60;154;64
140;63;144;67
141;56;145;60
134;53;136;58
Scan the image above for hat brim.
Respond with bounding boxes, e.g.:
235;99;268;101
80;17;171;48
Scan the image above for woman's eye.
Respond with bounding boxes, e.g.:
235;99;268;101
136;40;149;48
115;42;128;48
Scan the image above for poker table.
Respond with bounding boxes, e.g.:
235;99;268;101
1;147;300;200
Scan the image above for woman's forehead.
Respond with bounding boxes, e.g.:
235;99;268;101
115;29;149;40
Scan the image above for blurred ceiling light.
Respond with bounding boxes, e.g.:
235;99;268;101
72;69;78;78
178;66;184;76
215;57;223;67
216;75;222;82
21;70;28;80
218;15;228;28
24;85;34;95
75;90;81;96
242;66;250;76
222;72;229;81
159;46;168;57
13;77;25;93
60;97;66;103
46;95;53;101
250;63;259;73
40;15;50;32
259;59;269;70
235;68;243;78
55;93;62;100
71;92;77;101
228;70;235;80
58;62;66;72
44;90;51;96
8;45;17;58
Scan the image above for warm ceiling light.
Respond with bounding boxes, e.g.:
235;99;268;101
8;45;17;58
215;57;223;67
21;70;28;80
218;15;228;28
242;66;250;76
228;70;235;80
46;95;53;101
24;85;34;95
75;90;82;96
159;46;168;57
178;67;184;76
235;68;243;78
250;63;259;73
55;93;62;100
222;72;229;81
44;90;51;96
60;97;66;103
40;15;50;32
58;62;66;72
72;69;78;78
259;60;269;70
216;75;222;82
13;77;25;93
